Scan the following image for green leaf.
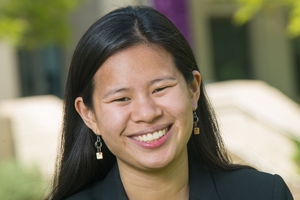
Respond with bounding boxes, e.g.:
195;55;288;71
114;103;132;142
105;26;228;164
0;0;85;49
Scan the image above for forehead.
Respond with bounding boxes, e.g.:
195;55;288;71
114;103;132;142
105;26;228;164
94;44;179;83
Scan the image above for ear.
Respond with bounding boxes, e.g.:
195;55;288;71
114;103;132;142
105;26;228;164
74;97;101;135
189;70;201;110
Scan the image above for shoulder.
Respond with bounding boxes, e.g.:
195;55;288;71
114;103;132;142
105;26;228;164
65;164;128;200
210;168;293;200
65;181;104;200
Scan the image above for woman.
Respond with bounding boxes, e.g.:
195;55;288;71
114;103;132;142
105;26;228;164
47;6;293;200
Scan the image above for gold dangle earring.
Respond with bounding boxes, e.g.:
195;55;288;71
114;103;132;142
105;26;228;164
193;111;200;135
95;136;103;159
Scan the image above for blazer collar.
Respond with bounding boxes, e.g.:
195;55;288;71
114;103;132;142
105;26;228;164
100;164;128;200
189;158;220;200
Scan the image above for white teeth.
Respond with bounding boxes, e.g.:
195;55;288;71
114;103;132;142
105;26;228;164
143;135;147;141
147;133;153;141
158;130;163;137
133;128;167;142
153;132;159;140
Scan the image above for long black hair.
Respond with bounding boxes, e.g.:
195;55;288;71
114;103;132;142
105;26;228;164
46;5;250;200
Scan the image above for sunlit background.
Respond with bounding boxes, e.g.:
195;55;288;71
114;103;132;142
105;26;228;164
0;0;300;199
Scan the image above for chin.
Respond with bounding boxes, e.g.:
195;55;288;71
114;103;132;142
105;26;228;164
137;154;175;171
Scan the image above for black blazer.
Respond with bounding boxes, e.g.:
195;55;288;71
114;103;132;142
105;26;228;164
66;159;293;200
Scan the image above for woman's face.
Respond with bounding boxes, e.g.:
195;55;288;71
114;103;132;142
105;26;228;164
76;44;201;171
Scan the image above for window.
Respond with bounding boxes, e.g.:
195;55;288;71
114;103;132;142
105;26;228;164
17;46;63;98
292;37;300;96
210;18;252;81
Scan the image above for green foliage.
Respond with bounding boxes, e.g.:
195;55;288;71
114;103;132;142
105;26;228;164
294;139;300;172
231;0;265;25
230;0;300;37
0;0;84;49
287;0;300;37
0;160;48;200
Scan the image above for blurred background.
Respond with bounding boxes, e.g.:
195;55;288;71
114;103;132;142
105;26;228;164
0;0;300;199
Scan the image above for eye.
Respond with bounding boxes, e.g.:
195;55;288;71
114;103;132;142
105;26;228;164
113;97;130;102
153;87;168;94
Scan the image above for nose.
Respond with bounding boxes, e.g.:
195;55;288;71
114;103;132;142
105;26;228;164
131;96;162;123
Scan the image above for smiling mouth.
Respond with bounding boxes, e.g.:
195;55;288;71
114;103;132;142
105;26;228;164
133;127;168;143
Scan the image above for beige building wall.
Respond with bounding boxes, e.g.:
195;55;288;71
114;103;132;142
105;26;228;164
249;13;298;99
97;0;144;14
0;42;20;101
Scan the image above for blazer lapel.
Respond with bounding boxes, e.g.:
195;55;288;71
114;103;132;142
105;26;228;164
100;164;129;200
189;158;220;200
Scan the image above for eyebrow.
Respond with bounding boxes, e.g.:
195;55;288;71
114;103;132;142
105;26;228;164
149;76;176;85
102;76;177;99
103;88;131;99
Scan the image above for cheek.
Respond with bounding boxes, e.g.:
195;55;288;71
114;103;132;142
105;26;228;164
97;105;130;136
166;86;193;116
167;87;194;131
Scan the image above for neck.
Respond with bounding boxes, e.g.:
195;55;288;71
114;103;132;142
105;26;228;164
117;150;189;200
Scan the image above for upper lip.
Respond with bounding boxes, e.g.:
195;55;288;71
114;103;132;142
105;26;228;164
127;123;171;137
